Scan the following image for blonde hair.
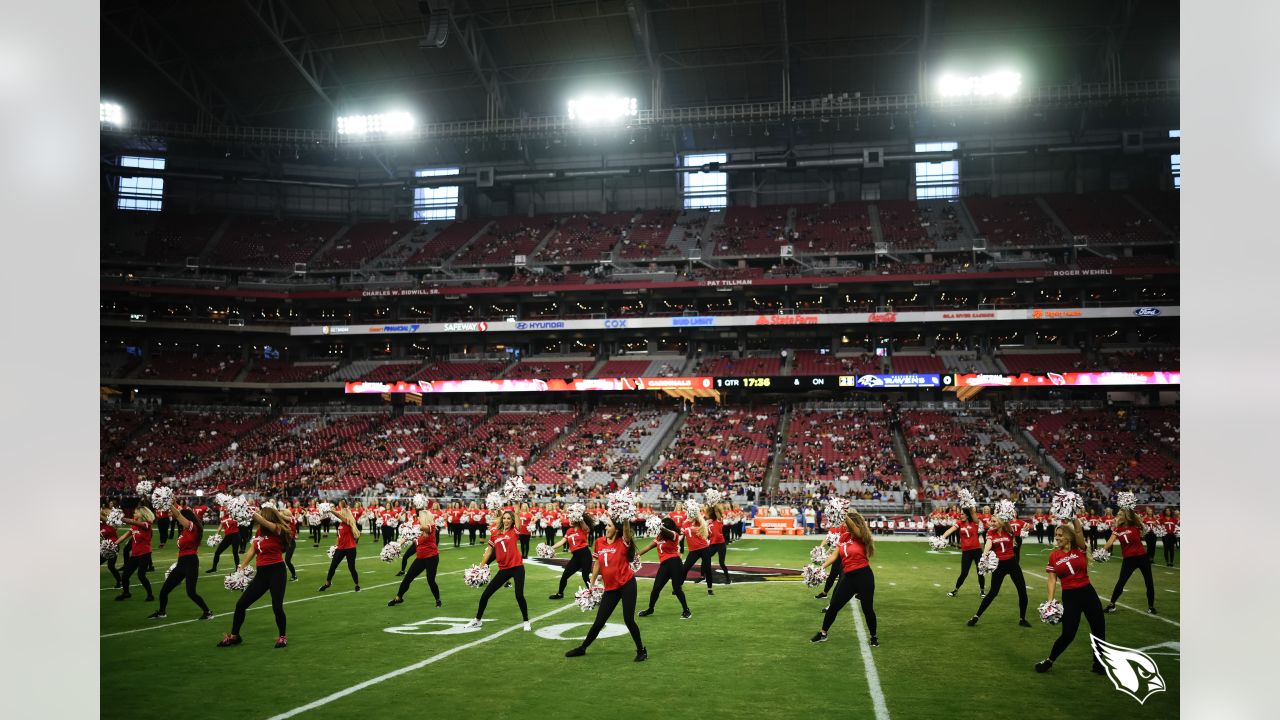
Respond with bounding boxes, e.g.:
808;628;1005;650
1115;508;1140;528
843;511;875;558
1055;520;1087;552
689;512;709;540
135;506;155;524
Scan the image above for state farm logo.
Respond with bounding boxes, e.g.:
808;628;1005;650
1032;309;1083;319
868;312;897;323
755;315;819;326
442;322;488;332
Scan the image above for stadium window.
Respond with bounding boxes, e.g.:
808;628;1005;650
1169;130;1181;189
117;155;165;212
914;142;959;200
682;153;728;210
414;167;460;221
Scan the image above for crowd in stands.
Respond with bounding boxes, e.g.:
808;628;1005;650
537;213;632;263
789;202;874;253
963;195;1063;247
312;222;413;269
642;405;779;500
1045;193;1170;244
906;410;1053;508
710;207;788;256
776;409;905;501
453;216;558;266
209;217;341;269
619;210;679;259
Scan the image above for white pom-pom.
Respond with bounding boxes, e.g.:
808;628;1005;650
566;503;586;524
535;543;555;559
485;492;504;512
928;536;948;551
412;494;428;510
164;562;177;580
380;542;404;562
1116;491;1137;510
434;514;447;529
463;564;491;589
135;480;154;497
607;489;639;522
703;488;724;505
977;550;999;575
224;496;252;524
1175;525;1180;538
317;502;333;515
823;497;851;522
260;501;276;510
810;545;830;563
100;539;118;560
1019;526;1030;538
825;531;842;547
214;493;231;507
206;533;223;548
574;585;604;612
802;565;829;588
398;522;420;542
1150;523;1167;538
327;545;337;559
1050;490;1082;521
994;499;1016;521
106;508;125;527
150;486;174;513
1091;548;1111;563
956;489;976;510
645;516;663;535
630;557;643;572
386;517;400;529
1038;599;1064;624
223;567;255;592
306;512;321;527
502;478;529;504
683;498;701;517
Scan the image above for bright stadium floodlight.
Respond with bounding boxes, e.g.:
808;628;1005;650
100;101;124;126
336;111;415;136
938;71;1022;98
567;95;638;124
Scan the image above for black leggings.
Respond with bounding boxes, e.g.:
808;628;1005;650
476;566;528;621
400;544;416;573
310;525;322;545
1109;554;1156;608
557;549;593;594
975;558;1028;620
121;552;153;597
158;555;210;614
325;548;360;585
209;534;240;571
396;556;440;602
544;527;557;546
710;543;731;583
682;547;714;589
382;526;395;546
955;549;987;592
1049;584;1105;663
1162;535;1178;565
284;539;297;578
237;527;251;553
232;563;287;636
823;560;843;594
581;578;643;651
158;518;172;545
821;566;877;636
1145;531;1158;561
519;534;532;558
646;557;689;612
451;524;463;548
101;549;121;584
468;525;478;545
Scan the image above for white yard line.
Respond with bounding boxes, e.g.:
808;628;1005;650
100;569;465;638
266;603;576;719
849;604;891;720
1023;570;1180;628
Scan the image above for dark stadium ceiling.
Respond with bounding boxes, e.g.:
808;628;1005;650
101;0;1178;129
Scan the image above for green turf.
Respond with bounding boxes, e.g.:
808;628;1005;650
101;535;1179;719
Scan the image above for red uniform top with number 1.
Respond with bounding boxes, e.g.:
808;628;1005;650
416;526;439;559
488;529;522;570
837;532;870;573
336;521;357;550
176;523;200;557
681;522;709;551
1113;525;1147;558
565;527;588;552
253;530;285;567
955;521;981;551
656;533;681;562
1047;548;1090;590
130;521;153;556
594;536;635;591
708;519;725;545
988;530;1016;561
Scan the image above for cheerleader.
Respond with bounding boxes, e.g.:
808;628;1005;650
447;501;464;548
517;502;534;558
940;506;986;598
1033;511;1048;544
588;502;607;543
542;502;560;546
706;503;733;585
1084;508;1100;551
636;517;692;619
115;505;156;602
236;506;252;554
318;505;361;593
679;510;716;595
1101;508;1158;615
815;516;847;600
946;504;962;547
218;507;293;649
1141;506;1160;561
388;508;443;608
1160;507;1179;567
100;507;122;588
148;506;213;620
978;505;993;544
1007;510;1029;561
205;509;240;573
380;503;398;546
548;512;594;600
467;510;531;631
479;503;492;541
1035;519;1106;674
306;501;322;547
810;509;878;647
966;516;1031;627
563;515;647;661
155;504;172;550
363;501;378;537
465;501;481;546
321;502;333;538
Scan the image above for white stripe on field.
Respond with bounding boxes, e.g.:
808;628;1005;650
266;603;576;719
100;569;464;638
1023;570;1180;627
850;603;890;720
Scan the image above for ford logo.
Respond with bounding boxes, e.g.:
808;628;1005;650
1133;307;1161;317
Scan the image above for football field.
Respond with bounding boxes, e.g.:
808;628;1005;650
100;535;1180;719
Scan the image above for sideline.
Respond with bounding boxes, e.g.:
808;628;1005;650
850;603;891;720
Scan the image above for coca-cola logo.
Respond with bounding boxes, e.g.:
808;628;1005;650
868;312;897;323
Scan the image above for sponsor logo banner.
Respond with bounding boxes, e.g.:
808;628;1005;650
1031;309;1084;319
671;316;716;327
1133;307;1162;317
755;315;820;326
952;371;1181;387
368;324;421;333
346;376;714;394
514;320;565;330
868;312;898;323
442;322;488;332
854;374;941;388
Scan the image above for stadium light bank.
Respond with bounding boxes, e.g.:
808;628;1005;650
336;111;416;136
100;101;125;127
567;95;638;125
937;71;1022;99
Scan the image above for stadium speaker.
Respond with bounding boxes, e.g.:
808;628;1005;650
1122;130;1144;154
863;148;884;168
419;1;450;49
